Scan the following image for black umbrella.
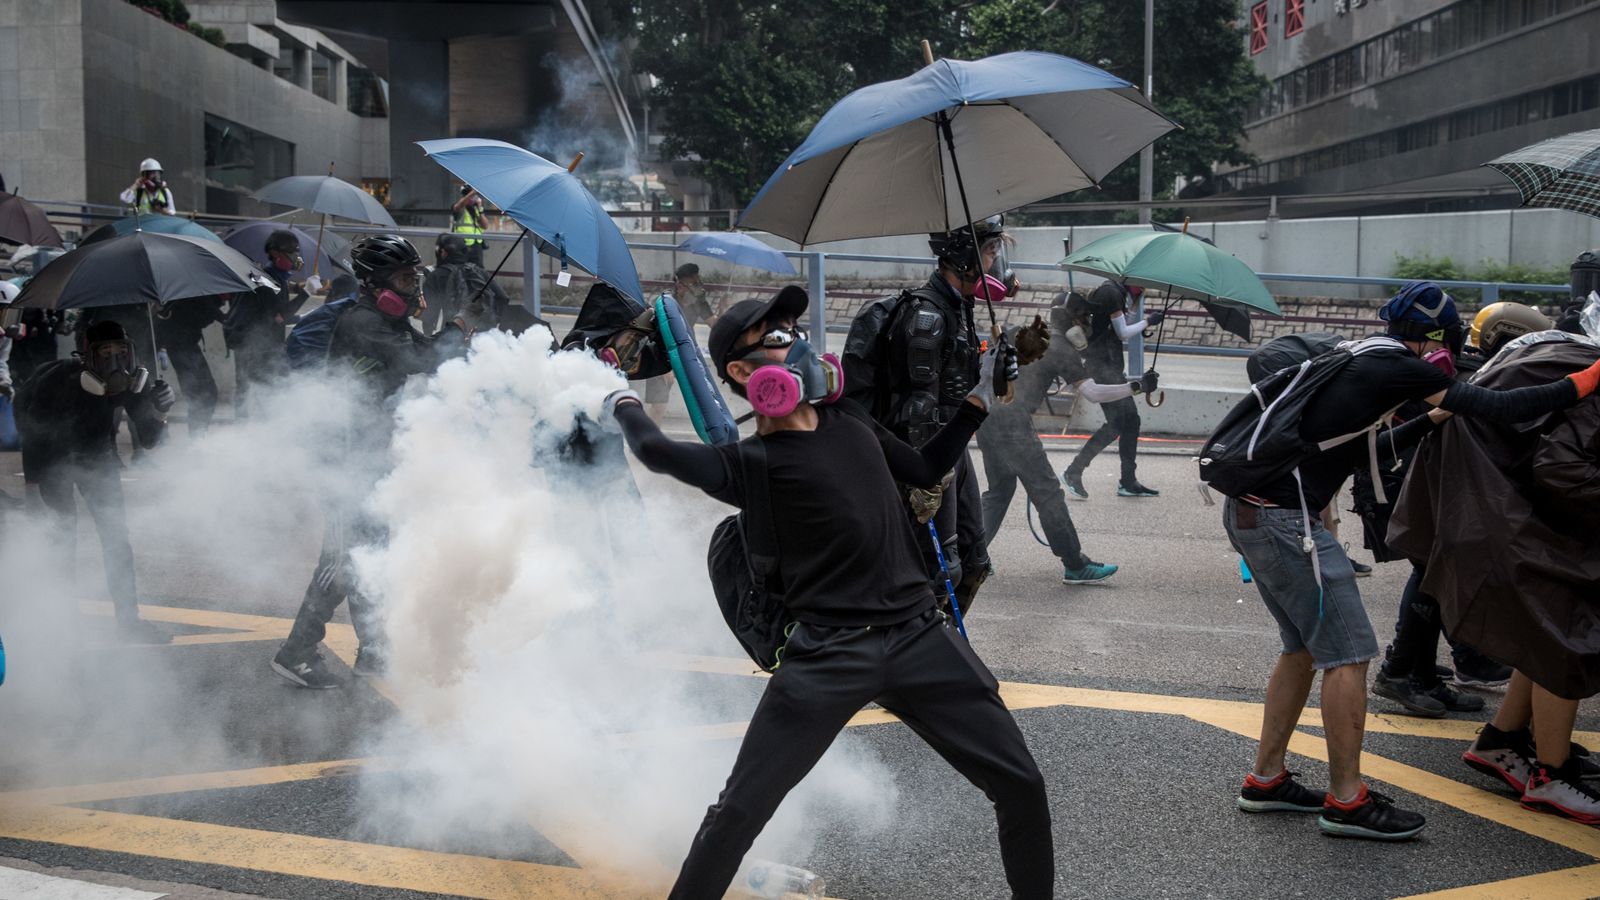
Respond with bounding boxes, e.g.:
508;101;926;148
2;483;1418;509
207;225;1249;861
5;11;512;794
0;193;64;248
13;230;276;354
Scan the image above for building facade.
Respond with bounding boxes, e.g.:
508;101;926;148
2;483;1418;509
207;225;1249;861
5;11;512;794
1214;0;1600;211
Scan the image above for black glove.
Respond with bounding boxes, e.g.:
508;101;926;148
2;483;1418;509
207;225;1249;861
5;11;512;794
1146;311;1166;327
1138;370;1159;395
149;379;176;413
1000;339;1020;386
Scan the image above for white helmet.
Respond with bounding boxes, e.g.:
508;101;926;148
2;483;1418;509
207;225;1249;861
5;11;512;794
0;280;19;304
139;158;162;174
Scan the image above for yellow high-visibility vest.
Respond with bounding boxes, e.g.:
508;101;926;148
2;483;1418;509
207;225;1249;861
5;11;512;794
453;205;486;246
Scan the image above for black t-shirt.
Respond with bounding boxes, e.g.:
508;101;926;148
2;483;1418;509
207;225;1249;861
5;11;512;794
1254;349;1453;511
618;398;985;626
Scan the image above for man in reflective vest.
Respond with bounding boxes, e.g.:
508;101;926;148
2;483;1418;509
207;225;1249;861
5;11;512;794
451;185;488;266
119;158;176;215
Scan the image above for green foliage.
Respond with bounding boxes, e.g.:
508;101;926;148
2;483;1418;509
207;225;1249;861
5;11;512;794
1391;253;1568;303
126;0;192;26
610;0;1263;208
187;23;226;48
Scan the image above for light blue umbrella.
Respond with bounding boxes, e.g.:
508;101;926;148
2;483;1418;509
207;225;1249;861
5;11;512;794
677;233;796;275
739;50;1178;246
80;213;221;246
417;138;644;303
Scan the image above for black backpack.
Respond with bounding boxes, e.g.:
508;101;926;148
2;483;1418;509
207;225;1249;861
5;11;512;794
1197;336;1408;502
706;437;796;672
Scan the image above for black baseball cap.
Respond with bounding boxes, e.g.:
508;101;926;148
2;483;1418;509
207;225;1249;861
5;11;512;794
707;285;809;382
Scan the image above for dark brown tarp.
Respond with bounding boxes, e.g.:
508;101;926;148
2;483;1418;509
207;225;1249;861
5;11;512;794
1388;336;1600;700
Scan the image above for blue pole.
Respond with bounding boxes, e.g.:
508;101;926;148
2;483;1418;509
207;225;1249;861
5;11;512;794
927;520;967;638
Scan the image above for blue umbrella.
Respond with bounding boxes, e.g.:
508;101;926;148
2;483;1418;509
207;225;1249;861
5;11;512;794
80;213;222;246
677;233;796;275
417;138;644;303
739;49;1177;246
221;222;352;277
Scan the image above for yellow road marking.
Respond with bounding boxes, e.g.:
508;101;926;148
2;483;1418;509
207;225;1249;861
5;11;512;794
0;759;380;807
1397;863;1600;899
0;803;655;900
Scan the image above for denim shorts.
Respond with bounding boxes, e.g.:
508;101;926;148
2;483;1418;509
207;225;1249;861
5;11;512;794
1223;497;1378;670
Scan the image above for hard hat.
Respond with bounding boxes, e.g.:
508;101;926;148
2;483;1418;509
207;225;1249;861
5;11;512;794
1469;302;1551;353
139;158;163;173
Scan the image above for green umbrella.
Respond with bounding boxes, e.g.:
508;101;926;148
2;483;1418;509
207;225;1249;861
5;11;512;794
1059;229;1281;341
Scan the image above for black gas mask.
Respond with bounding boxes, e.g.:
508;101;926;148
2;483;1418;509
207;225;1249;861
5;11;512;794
81;338;148;397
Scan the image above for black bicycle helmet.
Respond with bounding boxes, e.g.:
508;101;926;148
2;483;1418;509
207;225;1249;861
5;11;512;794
351;234;423;282
264;229;301;255
928;214;1003;275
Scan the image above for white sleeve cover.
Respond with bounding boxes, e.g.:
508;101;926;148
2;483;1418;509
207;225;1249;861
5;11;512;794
1112;313;1149;340
1075;378;1134;404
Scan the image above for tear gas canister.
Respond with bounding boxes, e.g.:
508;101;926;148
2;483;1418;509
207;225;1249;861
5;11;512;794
739;859;826;899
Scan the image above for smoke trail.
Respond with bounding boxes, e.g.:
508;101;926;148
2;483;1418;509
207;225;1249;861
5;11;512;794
350;328;897;883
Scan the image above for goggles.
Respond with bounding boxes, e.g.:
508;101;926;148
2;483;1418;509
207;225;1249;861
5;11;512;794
733;325;807;358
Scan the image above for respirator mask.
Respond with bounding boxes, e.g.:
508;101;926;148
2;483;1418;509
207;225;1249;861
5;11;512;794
374;267;425;318
740;327;845;418
80;339;148;397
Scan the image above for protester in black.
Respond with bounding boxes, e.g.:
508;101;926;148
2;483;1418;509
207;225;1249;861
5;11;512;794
225;230;308;418
15;321;176;642
271;235;480;689
1060;281;1163;499
154;294;225;436
607;290;1053;900
422;233;508;336
1226;282;1600;842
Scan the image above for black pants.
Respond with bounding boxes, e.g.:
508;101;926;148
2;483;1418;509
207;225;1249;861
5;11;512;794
37;458;139;620
1067;395;1140;486
978;428;1086;569
1386;563;1494;683
280;498;383;660
164;339;217;435
669;610;1054;899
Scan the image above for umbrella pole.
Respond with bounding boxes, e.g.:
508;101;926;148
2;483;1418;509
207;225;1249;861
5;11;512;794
146;302;161;378
934;111;1000;334
465;228;529;310
312;213;326;279
1144;287;1175;408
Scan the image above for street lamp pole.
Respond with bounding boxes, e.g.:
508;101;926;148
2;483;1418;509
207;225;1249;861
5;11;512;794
1138;0;1154;225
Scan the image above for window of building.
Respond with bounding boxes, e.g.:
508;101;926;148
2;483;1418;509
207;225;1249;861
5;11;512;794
1285;0;1306;36
1250;2;1270;54
204;113;295;193
347;66;388;118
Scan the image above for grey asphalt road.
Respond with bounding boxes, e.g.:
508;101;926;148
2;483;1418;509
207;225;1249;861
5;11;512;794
1;407;1596;899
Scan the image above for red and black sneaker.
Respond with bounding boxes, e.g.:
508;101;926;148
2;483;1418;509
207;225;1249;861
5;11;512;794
1522;759;1600;826
1237;770;1324;813
1318;785;1426;841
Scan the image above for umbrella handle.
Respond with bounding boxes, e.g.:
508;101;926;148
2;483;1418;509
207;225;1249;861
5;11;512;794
990;324;1015;405
1145;389;1165;408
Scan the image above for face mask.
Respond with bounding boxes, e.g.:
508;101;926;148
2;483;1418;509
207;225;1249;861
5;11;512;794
81;342;147;396
973;274;1010;303
1423;346;1457;378
271;251;299;272
375;288;414;318
743;339;844;418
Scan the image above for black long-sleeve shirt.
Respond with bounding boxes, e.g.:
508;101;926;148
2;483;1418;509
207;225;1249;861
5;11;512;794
16;359;166;480
617;397;987;626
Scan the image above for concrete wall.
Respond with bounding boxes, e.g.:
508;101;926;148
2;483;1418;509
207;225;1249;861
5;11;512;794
0;0;89;202
0;0;386;219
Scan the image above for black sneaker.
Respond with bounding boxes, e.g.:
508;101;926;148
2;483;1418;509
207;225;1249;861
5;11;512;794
1422;682;1485;713
352;647;387;679
1571;742;1600;782
115;616;172;645
1116;481;1159;498
1350;560;1373;577
1522;759;1600;825
1450;655;1513;690
1463;725;1536;793
1319;786;1426;840
1372;671;1447;718
271;649;344;689
1061;470;1088;500
1237;770;1324;813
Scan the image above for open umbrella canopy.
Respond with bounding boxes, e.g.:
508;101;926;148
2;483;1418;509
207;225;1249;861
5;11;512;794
1060;230;1280;340
677;232;795;275
1485;127;1600;218
739;51;1177;245
417;138;644;303
12;231;275;312
222;221;352;276
0;193;64;248
81;213;222;246
252;175;396;226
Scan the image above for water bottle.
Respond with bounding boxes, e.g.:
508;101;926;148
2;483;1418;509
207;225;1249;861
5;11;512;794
739;859;826;899
158;348;171;373
1239;557;1253;584
1;632;7;686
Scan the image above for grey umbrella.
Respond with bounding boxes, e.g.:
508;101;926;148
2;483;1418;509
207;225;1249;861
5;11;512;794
252;174;396;226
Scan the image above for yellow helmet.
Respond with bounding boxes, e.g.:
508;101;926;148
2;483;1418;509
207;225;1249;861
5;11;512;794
1469;302;1551;353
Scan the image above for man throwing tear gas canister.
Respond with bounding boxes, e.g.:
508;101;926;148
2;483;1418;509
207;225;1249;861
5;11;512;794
844;214;1018;615
15;321;177;643
271;235;484;689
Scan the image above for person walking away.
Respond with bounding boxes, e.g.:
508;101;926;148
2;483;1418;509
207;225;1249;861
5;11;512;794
118;158;176;215
644;263;717;422
605;289;1052;898
225;230;309;418
15;321;176;642
451;186;489;266
1060;281;1163;499
1220;282;1600;840
271;235;482;689
153;294;225;437
978;291;1154;585
422;233;507;335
